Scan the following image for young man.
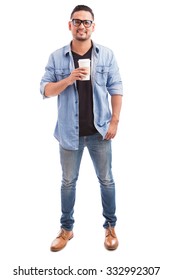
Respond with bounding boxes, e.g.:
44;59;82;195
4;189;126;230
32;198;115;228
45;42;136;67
40;5;123;251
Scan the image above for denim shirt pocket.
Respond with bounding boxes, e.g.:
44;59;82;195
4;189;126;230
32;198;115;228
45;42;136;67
55;69;71;81
95;66;109;86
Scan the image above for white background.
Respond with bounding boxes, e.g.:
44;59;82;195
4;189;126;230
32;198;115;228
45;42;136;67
0;0;173;279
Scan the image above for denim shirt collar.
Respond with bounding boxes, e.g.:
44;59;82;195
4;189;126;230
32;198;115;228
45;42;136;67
63;41;99;56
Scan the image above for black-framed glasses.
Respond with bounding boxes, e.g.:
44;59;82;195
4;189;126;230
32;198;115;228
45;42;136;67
71;19;93;28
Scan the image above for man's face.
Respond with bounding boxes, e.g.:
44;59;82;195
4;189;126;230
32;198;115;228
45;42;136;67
69;10;95;41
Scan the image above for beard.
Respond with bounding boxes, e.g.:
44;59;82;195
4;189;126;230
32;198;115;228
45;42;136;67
75;30;91;41
76;36;88;41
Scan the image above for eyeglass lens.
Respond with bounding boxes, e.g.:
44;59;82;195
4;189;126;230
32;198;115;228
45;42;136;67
72;19;92;28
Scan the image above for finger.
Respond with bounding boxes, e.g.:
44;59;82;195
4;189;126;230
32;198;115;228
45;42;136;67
77;74;87;80
78;67;88;71
105;133;111;140
78;68;88;75
105;133;115;140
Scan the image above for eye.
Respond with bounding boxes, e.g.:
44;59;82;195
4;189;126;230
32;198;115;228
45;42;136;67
75;19;81;25
72;19;82;26
84;20;91;27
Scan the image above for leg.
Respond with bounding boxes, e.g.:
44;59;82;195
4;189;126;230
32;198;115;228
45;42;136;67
87;133;117;229
59;144;84;231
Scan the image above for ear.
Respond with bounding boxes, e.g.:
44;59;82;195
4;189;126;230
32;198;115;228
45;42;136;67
92;23;95;32
68;21;72;31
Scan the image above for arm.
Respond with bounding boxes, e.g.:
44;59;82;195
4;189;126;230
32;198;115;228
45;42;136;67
44;68;88;97
44;77;72;97
105;94;122;140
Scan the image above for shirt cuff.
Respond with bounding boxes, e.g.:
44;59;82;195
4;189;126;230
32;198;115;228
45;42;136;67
40;82;49;99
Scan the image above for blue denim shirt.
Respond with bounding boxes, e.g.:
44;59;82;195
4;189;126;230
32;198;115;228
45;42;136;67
40;42;123;150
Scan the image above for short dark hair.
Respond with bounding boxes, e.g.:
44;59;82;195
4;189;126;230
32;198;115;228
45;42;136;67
70;5;94;20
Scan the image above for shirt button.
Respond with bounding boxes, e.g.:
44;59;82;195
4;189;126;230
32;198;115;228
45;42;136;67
75;126;78;129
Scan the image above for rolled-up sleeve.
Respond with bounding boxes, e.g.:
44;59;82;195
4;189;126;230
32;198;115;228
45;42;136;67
107;51;123;96
40;54;56;98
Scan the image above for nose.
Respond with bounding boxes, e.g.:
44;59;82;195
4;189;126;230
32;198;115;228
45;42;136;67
79;22;85;28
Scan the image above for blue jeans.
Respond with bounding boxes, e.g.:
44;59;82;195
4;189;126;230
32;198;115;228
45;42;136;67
59;133;117;230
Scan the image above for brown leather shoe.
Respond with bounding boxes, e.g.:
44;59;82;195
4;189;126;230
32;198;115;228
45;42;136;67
50;228;73;252
104;225;119;250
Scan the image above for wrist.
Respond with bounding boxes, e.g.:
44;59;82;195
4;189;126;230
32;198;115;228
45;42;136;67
66;76;74;86
111;115;119;125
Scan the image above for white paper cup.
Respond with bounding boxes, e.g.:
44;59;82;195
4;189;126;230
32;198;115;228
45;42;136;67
78;59;90;80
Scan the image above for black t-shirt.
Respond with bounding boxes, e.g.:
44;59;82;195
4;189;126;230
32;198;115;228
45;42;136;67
72;48;97;136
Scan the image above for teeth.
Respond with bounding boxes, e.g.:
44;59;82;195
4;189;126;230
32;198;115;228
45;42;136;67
77;30;86;33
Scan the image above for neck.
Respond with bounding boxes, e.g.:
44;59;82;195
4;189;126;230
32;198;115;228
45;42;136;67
71;40;92;55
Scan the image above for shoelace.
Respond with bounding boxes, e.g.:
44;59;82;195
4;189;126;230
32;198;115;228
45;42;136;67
57;229;67;240
106;222;116;237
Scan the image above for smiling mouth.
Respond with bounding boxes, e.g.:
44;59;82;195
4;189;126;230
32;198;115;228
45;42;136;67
77;30;86;35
